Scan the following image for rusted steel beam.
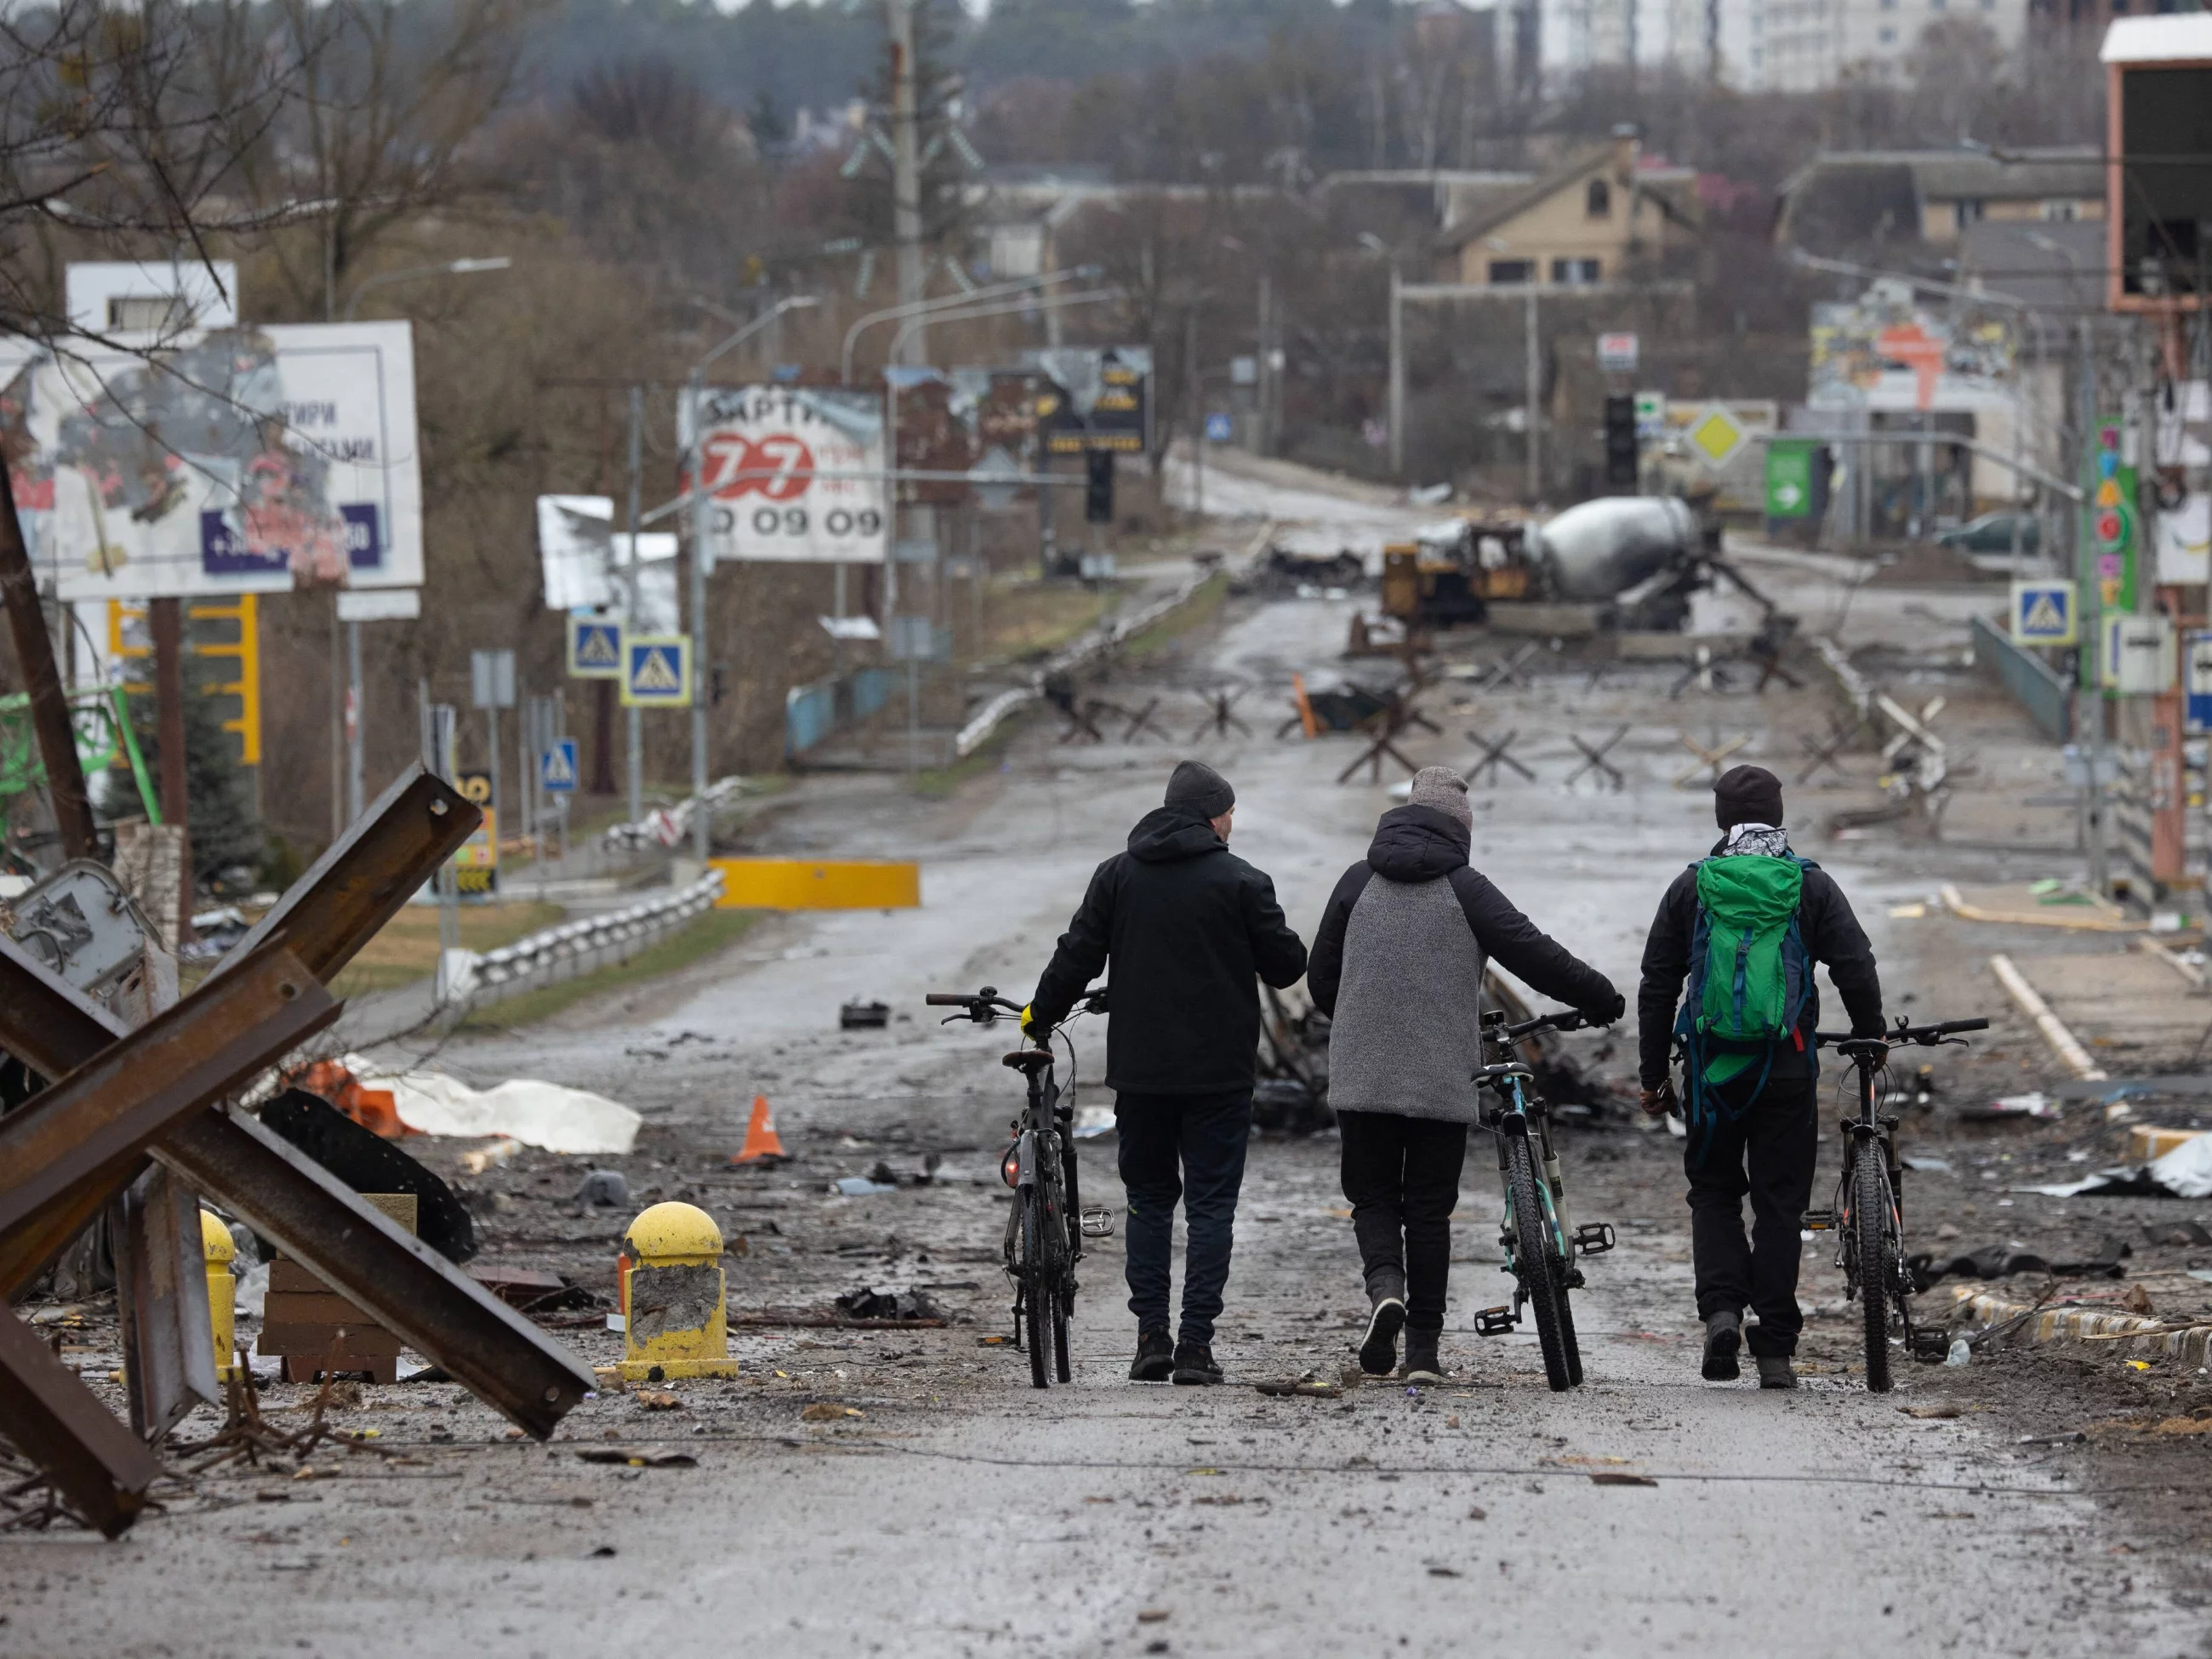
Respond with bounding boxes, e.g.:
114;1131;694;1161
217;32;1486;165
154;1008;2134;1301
0;946;335;1243
0;1308;158;1536
113;1166;219;1440
211;763;478;987
152;1111;596;1439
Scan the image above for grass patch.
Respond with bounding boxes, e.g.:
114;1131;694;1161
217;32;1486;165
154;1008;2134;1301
458;907;761;1029
1120;573;1228;660
912;704;1032;799
986;579;1107;656
327;900;567;1000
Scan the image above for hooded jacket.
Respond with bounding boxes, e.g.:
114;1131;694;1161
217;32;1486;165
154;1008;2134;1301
1308;806;1622;1124
1029;806;1308;1096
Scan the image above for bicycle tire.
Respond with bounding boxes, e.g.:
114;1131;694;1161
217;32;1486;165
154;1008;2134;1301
1052;1296;1072;1383
1020;1189;1050;1389
1554;1251;1583;1387
1854;1148;1896;1394
1507;1132;1573;1393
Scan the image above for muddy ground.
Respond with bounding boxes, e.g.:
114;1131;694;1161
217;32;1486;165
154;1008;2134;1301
6;535;2212;1656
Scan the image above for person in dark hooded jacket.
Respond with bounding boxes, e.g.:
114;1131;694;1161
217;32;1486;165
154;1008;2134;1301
1028;760;1308;1386
1308;767;1622;1382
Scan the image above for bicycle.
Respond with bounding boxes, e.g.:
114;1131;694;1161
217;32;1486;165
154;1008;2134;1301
1468;1006;1616;1393
1804;1015;1987;1393
925;984;1114;1388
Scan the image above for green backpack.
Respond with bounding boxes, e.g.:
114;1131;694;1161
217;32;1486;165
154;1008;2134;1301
1673;853;1814;1094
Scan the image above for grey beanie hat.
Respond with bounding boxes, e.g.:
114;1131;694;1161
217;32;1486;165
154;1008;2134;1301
1165;759;1235;818
1408;765;1473;830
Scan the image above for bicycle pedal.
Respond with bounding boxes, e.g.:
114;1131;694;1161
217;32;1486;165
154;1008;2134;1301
1801;1208;1838;1232
1909;1330;1952;1363
1080;1206;1115;1239
1572;1222;1616;1256
1474;1305;1519;1337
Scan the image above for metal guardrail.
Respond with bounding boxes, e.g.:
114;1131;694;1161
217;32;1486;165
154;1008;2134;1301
455;870;725;1004
1969;613;2072;744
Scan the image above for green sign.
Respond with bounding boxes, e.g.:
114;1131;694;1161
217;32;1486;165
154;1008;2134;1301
1764;442;1814;519
2080;416;2136;691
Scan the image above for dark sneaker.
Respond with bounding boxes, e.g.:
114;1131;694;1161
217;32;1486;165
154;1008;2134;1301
1401;1329;1444;1384
1701;1310;1742;1382
1757;1354;1798;1390
1171;1341;1223;1385
1129;1328;1175;1382
1359;1296;1407;1377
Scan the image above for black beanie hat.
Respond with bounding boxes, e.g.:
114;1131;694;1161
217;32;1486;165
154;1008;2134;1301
1165;759;1235;818
1713;764;1785;830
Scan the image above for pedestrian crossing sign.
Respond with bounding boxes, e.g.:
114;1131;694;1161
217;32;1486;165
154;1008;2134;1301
540;738;579;794
621;636;692;708
2010;579;2076;647
568;615;623;680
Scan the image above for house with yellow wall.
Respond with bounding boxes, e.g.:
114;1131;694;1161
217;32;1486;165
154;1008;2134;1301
1433;134;1700;287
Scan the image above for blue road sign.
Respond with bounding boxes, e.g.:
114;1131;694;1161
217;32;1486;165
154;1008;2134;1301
2010;579;2075;647
621;636;692;708
540;738;579;794
1204;412;1233;443
2188;631;2212;734
568;615;623;679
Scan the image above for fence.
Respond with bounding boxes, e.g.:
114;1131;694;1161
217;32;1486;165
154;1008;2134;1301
448;869;725;1007
785;667;903;758
1970;613;2072;744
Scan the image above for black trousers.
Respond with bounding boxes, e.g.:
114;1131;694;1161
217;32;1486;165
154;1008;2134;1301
1337;1110;1470;1333
1685;1070;1819;1358
1115;1090;1251;1347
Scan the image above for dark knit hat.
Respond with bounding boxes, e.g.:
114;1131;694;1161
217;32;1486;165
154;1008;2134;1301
1408;765;1474;830
1713;764;1785;830
1165;759;1235;818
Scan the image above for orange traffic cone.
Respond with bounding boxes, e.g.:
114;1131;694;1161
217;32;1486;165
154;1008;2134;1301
733;1095;788;1164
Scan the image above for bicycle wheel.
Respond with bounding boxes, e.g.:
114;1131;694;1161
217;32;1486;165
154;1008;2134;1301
1554;1253;1583;1387
1020;1189;1050;1389
1507;1132;1573;1393
1052;1291;1072;1383
1854;1148;1896;1394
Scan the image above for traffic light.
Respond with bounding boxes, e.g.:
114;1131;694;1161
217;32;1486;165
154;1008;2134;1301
1603;394;1639;490
1085;451;1115;525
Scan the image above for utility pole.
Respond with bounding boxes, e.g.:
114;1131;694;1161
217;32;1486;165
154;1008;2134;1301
1388;264;1405;480
1185;305;1204;520
1256;273;1274;457
887;0;926;367
624;385;644;828
1525;285;1542;503
0;470;94;859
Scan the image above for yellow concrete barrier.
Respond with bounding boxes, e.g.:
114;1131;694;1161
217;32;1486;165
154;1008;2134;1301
619;1202;739;1382
710;858;920;910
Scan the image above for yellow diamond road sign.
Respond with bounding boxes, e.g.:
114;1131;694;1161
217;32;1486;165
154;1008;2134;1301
1689;406;1749;469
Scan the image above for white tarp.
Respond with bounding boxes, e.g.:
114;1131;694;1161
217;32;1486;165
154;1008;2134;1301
2019;1130;2212;1200
679;385;887;567
352;1061;641;1156
0;323;422;600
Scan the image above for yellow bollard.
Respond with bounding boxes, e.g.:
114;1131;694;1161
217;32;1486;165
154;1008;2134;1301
201;1209;239;1383
619;1202;738;1382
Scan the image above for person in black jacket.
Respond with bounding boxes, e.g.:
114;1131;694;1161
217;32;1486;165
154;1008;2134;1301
1308;767;1622;1382
1027;760;1308;1386
1637;765;1883;1390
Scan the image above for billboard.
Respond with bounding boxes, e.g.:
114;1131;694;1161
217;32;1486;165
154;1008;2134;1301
680;385;887;567
1808;287;2014;413
1029;346;1153;454
0;322;421;600
888;368;1048;507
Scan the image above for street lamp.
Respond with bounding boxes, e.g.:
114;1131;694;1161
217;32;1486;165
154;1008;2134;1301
343;256;513;322
686;294;821;861
335;254;512;825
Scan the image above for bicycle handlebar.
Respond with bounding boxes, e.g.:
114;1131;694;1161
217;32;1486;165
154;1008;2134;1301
926;984;1108;1023
1812;1016;1988;1049
1501;1009;1588;1043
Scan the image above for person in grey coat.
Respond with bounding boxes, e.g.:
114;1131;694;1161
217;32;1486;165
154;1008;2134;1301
1307;767;1623;1381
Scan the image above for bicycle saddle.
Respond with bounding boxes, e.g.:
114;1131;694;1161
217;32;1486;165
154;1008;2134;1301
1001;1050;1055;1075
1474;1062;1534;1086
